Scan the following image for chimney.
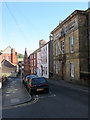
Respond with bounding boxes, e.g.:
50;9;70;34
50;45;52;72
39;39;46;48
59;20;62;24
49;33;53;41
11;48;15;64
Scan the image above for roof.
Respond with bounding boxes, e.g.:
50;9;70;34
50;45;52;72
2;46;12;54
1;59;17;73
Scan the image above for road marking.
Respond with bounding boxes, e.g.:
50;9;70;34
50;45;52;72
48;94;56;97
32;92;56;99
36;95;38;97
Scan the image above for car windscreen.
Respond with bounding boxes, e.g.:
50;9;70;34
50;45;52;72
27;75;37;81
31;77;46;84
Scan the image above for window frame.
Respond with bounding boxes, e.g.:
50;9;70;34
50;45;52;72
56;44;58;56
71;36;74;53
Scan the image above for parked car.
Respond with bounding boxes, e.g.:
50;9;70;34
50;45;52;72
22;75;26;84
27;77;49;95
25;75;37;88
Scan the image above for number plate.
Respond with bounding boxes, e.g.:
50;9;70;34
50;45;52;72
36;88;44;91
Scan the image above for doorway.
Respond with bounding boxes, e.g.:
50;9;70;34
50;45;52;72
62;62;65;80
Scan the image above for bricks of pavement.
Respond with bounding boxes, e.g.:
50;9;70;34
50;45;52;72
2;77;32;107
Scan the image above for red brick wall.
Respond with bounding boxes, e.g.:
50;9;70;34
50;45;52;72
11;49;17;65
0;48;17;65
1;53;11;62
24;49;30;75
30;53;38;75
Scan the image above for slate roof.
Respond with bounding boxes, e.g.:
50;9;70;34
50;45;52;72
1;59;17;73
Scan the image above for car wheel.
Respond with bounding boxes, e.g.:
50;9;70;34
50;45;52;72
46;88;49;93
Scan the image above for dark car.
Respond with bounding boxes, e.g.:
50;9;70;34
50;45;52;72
27;77;49;95
25;75;37;88
22;75;26;84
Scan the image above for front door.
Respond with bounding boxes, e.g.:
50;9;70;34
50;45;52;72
62;62;65;80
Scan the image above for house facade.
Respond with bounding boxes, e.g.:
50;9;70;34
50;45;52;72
0;46;17;66
28;39;53;78
23;49;30;75
29;48;40;75
51;8;90;84
40;42;49;78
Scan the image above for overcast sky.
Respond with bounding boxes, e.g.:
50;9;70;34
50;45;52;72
1;1;88;54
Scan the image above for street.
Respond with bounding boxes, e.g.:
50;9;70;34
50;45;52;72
2;77;88;118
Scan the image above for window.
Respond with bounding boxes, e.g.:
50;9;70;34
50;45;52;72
8;56;10;61
56;63;58;74
34;60;36;66
56;44;58;56
62;41;64;54
34;54;35;58
71;63;74;78
71;36;74;52
34;68;36;74
46;67;47;75
3;56;5;59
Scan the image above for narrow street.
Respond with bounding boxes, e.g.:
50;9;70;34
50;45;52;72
1;2;90;120
2;77;88;118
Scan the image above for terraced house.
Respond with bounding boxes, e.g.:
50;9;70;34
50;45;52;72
51;8;90;84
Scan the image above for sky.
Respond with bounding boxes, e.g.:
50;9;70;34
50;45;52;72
0;1;89;54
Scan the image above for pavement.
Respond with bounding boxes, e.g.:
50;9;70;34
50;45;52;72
47;78;89;93
2;76;89;107
2;77;31;107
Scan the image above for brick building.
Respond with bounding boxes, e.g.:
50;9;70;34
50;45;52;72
28;39;53;78
0;46;17;66
51;8;90;84
29;48;40;75
23;48;30;75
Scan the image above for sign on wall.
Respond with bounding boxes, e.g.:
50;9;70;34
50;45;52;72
54;17;78;40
